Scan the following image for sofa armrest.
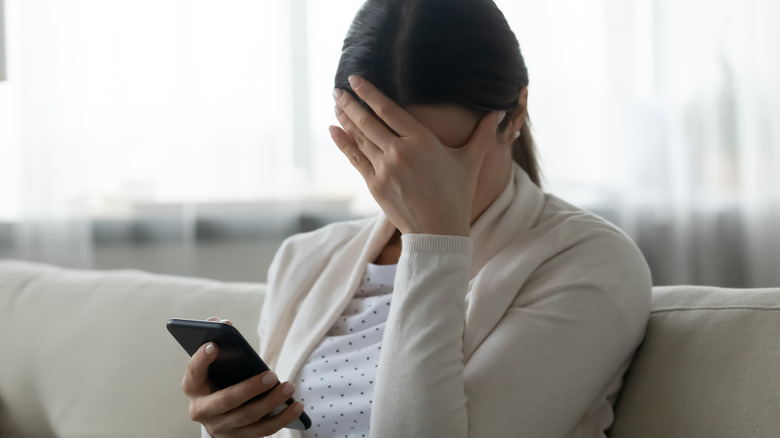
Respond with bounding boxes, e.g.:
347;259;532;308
610;285;780;438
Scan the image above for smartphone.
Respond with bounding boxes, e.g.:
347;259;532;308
166;318;312;430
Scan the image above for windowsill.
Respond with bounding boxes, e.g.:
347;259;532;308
0;199;367;247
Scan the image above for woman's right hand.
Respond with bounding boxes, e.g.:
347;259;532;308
181;318;305;438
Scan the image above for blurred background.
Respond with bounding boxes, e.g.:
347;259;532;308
0;0;777;286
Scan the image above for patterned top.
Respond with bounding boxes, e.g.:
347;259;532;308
295;263;397;438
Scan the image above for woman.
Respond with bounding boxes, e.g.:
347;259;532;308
182;0;652;437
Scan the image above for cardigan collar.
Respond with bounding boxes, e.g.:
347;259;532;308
272;217;395;385
468;163;546;278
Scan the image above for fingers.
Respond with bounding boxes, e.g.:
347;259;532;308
464;110;507;159
243;400;305;436
207;316;233;326
329;124;375;178
334;106;383;162
182;342;219;397
341;75;423;139
206;378;303;435
195;371;280;422
333;85;397;148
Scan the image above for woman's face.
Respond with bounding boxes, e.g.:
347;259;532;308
404;104;515;224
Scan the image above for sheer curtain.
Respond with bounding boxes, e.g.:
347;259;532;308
0;0;778;286
0;0;363;278
0;0;5;80
497;0;780;287
610;0;780;287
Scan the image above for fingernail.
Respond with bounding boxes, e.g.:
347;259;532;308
262;371;278;385
292;402;304;414
496;111;506;124
204;343;215;355
348;75;361;89
281;382;296;395
332;88;342;101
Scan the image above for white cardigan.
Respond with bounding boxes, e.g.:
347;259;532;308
258;164;652;438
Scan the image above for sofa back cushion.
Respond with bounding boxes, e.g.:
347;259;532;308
4;261;779;438
0;260;265;438
609;285;780;438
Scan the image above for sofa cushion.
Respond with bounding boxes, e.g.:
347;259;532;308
0;260;265;438
609;285;780;438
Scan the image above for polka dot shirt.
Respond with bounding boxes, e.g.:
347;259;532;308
295;262;396;438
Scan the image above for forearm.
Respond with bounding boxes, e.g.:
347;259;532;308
370;234;472;438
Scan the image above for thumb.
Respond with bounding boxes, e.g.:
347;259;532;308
183;342;219;396
463;110;506;159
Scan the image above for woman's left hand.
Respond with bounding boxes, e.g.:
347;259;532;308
330;75;505;237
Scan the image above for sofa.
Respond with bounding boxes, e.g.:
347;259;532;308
0;259;778;438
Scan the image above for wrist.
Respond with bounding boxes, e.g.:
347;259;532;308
401;218;470;237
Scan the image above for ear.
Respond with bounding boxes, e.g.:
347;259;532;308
497;87;528;145
508;87;529;133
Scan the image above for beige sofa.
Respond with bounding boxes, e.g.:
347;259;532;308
0;259;778;438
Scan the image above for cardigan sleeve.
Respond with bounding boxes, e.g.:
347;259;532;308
370;229;651;437
370;234;473;437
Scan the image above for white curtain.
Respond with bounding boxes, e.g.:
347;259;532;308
0;0;6;80
614;0;780;287
1;0;778;286
497;0;780;287
0;0;362;277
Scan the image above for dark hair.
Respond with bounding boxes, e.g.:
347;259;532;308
335;0;541;186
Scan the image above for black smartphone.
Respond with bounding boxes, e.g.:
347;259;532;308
166;318;312;430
